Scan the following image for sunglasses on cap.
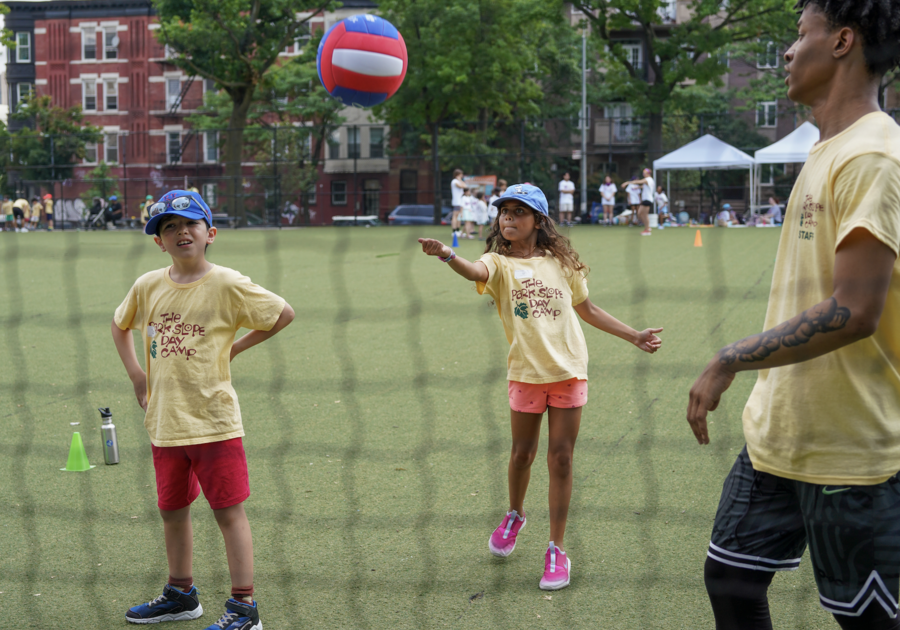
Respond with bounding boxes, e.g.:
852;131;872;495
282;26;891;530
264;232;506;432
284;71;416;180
149;196;193;217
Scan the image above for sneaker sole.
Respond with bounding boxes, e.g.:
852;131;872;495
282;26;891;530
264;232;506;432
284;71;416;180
540;559;571;591
488;519;525;557
125;604;203;624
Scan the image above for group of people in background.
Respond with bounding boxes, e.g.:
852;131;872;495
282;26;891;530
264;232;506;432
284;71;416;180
450;168;508;240
0;194;54;232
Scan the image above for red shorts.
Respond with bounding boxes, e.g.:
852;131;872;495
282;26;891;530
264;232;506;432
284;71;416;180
508;378;588;413
151;437;250;511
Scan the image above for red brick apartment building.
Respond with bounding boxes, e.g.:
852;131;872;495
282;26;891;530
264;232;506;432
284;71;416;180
4;0;421;225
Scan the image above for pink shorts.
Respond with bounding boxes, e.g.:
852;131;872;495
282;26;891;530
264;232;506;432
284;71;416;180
151;437;250;511
508;378;588;413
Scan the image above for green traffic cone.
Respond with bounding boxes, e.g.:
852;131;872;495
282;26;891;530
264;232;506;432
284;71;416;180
60;432;95;472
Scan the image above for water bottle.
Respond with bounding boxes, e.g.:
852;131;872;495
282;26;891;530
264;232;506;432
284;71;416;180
99;407;119;465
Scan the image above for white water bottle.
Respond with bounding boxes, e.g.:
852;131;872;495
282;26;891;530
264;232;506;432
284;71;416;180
99;407;119;465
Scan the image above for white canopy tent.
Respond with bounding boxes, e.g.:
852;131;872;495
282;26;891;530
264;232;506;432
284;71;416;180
653;134;757;219
754;122;819;212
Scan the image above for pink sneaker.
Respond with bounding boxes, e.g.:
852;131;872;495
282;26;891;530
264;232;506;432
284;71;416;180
539;541;571;590
488;510;526;557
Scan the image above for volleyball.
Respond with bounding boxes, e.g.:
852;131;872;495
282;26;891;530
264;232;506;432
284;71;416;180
316;14;408;108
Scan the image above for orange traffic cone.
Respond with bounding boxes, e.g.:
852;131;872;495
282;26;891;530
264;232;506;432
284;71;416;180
694;230;703;248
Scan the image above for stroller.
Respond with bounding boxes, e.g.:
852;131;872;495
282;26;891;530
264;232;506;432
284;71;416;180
83;197;107;230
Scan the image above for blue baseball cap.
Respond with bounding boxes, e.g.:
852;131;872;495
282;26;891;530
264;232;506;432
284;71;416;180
490;183;548;216
110;195;117;201
144;190;213;236
722;203;732;210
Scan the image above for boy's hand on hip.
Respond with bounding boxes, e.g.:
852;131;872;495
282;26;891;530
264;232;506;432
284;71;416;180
418;238;451;258
132;374;148;411
686;357;735;445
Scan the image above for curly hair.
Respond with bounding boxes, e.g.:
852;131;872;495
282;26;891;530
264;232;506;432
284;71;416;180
484;210;589;278
795;0;900;77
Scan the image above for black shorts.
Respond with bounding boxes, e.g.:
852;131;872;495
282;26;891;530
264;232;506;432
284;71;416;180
709;446;900;618
640;200;652;207
12;208;24;219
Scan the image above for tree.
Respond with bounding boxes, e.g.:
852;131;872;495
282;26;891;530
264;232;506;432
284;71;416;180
374;0;561;223
153;0;334;223
572;0;796;159
187;39;343;224
8;95;102;184
82;161;120;204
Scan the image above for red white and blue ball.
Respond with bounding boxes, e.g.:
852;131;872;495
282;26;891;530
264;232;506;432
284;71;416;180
317;14;408;108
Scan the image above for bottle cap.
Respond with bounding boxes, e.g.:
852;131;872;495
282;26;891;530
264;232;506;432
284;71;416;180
98;407;112;419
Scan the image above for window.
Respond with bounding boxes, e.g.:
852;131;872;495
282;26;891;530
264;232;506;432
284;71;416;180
104;29;118;60
105;133;119;164
369;127;384;158
202;183;217;207
657;0;677;23
167;132;181;164
83;80;97;111
328;131;341;159
16;32;31;63
757;41;779;69
399;169;417;204
604;103;640;142
84;142;98;164
363;179;381;214
306;185;316;206
757;101;777;127
203;78;217;93
760;163;785;186
105;80;118;111
347;127;360;159
164;44;175;60
204;131;218;162
620;42;642;70
167;79;181;108
295;24;311;50
83;28;97;60
331;180;347;205
16;83;33;109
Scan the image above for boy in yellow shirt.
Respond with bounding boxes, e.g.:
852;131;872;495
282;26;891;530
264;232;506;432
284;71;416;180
43;194;54;231
687;2;900;628
111;190;294;630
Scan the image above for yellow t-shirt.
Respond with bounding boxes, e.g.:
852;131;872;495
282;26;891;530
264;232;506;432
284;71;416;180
476;252;589;383
743;112;900;485
31;202;42;217
114;265;286;447
2;200;13;217
14;199;30;218
44;199;53;215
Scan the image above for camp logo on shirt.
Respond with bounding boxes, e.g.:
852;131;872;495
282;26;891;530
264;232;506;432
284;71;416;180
510;278;565;320
798;194;824;241
147;312;206;360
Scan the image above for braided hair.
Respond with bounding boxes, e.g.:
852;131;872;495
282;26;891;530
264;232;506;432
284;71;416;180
795;0;900;77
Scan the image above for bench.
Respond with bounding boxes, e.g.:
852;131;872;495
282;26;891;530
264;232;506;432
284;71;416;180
332;215;380;227
211;213;237;228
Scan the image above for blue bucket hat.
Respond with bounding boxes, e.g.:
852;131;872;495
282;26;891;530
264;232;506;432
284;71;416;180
490;183;548;216
144;190;213;236
722;203;732;210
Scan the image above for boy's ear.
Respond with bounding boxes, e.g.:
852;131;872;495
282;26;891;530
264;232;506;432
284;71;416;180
154;235;166;252
206;226;217;244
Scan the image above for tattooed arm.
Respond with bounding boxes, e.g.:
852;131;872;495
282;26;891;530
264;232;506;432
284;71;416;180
687;228;897;444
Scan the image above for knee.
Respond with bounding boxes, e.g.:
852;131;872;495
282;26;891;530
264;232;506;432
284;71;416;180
213;503;245;528
547;448;573;476
510;445;537;470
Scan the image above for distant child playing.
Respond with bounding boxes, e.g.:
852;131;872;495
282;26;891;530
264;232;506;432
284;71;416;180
111;190;294;630
419;183;663;590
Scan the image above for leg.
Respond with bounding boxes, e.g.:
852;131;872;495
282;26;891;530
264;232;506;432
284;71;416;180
705;557;774;630
508;410;543;515
160;506;193;582
638;205;650;231
213;502;254;603
546;406;582;550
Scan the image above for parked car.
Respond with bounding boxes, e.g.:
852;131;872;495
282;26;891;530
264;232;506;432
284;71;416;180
387;204;453;225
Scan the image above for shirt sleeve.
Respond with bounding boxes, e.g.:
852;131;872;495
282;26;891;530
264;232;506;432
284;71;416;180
475;253;502;299
114;284;141;331
567;269;589;307
834;153;900;255
235;276;287;331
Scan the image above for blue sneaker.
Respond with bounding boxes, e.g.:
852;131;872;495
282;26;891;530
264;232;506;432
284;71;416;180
126;584;203;623
204;599;262;630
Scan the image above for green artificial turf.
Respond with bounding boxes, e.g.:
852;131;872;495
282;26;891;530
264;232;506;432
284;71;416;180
0;225;837;629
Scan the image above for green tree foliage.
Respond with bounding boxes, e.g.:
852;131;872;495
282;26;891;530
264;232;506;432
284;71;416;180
153;0;335;222
374;0;573;223
82;161;120;205
187;38;343;224
8;95;102;183
572;0;796;158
